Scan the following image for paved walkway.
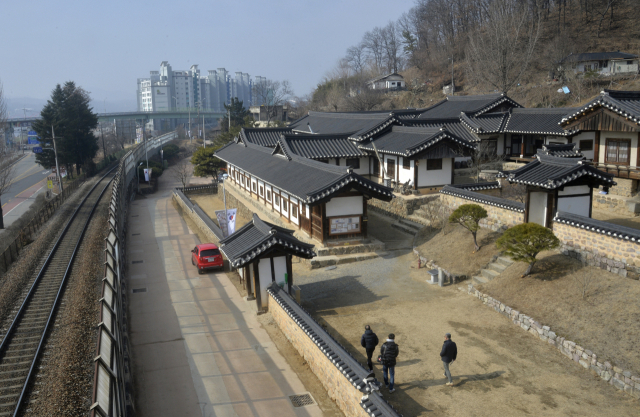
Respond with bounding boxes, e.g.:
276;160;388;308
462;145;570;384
127;166;323;417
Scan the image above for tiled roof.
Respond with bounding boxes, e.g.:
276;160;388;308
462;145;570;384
497;154;616;189
416;93;522;120
218;214;315;268
267;285;402;417
460;112;508;134
503;107;578;136
239;127;293;148
450;181;501;191
562;52;638;62
216;140;393;204
553;211;640;243
440;185;525;212
281;133;366;159
538;143;583;158
289;111;393;139
400;119;481;143
561;90;640;127
358;125;475;157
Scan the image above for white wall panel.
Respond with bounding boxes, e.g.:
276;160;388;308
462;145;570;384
326;196;363;217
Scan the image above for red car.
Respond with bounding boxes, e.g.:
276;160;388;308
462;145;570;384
191;243;223;274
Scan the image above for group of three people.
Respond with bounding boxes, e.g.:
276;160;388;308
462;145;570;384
361;325;458;392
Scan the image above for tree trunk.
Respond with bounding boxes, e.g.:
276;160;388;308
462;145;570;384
524;260;536;276
0;200;4;229
472;232;479;252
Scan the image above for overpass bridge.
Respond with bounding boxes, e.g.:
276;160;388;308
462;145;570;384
7;109;226;125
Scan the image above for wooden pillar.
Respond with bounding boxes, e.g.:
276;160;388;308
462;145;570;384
270;257;276;282
413;160;418;190
362;197;368;238
520;141;525;157
286;255;293;295
253;261;262;310
245;266;253;299
594;131;600;164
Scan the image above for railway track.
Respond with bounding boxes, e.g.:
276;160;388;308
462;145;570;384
0;168;116;417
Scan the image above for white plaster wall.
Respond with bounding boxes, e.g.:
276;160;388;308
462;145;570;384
398;158;414;184
599;131;638;166
265;184;272;204
545;136;568;145
573;132;596;160
290;203;299;225
281;192;289;218
559;185;590;196
529;192;548;226
418;158;452;187
326;196;364;217
258;259;271;305
305;205;310;218
557;195;591;217
257;180;265;197
273;256;287;285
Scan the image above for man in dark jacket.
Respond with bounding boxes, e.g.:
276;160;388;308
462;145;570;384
360;325;379;372
380;333;399;393
440;333;457;386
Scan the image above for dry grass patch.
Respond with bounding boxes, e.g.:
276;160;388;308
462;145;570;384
478;250;640;375
592;209;640;231
415;225;502;277
190;194;252;229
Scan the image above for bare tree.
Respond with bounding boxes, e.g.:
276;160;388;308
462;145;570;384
419;196;452;235
325;85;346;112
574;262;597;300
501;182;527;203
251;78;294;126
0;80;7;155
0;163;17;229
461;140;505;183
173;159;192;189
381;21;404;74
466;0;540;93
345;43;367;75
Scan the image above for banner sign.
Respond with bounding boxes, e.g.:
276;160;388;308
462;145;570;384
143;168;150;181
215;208;237;238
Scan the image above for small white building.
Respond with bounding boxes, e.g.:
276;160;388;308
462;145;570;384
368;73;405;90
561;52;639;75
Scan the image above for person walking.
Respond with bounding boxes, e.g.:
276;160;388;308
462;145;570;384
380;333;399;393
360;325;379;372
440;333;457;386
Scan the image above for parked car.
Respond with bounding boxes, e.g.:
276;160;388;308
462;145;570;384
191;243;223;273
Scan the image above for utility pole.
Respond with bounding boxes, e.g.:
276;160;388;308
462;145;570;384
100;122;106;161
52;124;63;192
202;113;205;148
188;106;192;143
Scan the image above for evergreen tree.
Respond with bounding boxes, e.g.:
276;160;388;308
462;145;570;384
496;223;559;277
448;204;488;252
191;146;226;179
220;98;250;132
32;82;99;176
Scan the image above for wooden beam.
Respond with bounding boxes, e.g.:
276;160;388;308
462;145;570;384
286;255;293;295
594;131;600;163
245;266;253;299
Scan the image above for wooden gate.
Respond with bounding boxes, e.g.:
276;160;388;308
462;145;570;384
311;205;323;241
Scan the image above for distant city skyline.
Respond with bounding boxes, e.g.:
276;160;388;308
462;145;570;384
0;0;415;113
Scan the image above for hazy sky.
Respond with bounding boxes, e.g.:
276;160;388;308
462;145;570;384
1;0;415;113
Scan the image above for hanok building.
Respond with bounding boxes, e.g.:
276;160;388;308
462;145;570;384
498;153;616;228
215;139;393;244
560;90;640;195
560;52;639;76
218;214;315;311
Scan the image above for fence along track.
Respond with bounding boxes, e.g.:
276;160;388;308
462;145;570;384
0;167;116;417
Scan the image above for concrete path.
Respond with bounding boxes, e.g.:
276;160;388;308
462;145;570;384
127;165;323;417
1;153;50;229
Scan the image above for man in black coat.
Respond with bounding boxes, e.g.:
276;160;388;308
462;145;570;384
440;333;457;386
380;333;399;393
360;325;379;372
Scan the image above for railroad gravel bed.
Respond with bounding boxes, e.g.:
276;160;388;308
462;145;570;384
0;177;99;335
23;188;109;416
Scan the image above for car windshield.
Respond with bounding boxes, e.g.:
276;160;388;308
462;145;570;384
200;249;220;257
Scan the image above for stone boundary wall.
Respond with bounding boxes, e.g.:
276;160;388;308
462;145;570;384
172;189;224;244
553;221;640;280
592;191;640;217
604;178;638;198
367;194;436;220
268;286;401;417
467;284;640;400
440;193;524;231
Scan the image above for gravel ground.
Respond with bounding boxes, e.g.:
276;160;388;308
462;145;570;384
0;177;97;334
291;250;640;416
23;193;109;416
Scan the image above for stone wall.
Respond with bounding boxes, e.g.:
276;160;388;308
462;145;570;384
268;292;371;417
367;193;436;219
467;284;640;400
440;193;525;231
553;220;640;279
592;190;640;217
604;178;638;198
172;190;223;244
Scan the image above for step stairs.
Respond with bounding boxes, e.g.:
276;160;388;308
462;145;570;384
309;251;389;269
472;256;515;285
391;218;423;236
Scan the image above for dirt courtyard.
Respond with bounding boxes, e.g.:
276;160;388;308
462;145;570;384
292;249;640;416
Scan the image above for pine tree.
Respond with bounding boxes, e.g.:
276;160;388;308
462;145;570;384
221;98;250;132
496;223;560;277
448;204;488;252
190;146;225;179
32;82;99;176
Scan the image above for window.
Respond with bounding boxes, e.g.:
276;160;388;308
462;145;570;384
346;158;360;169
605;139;631;164
282;200;288;212
252;181;257;192
291;205;298;219
402;157;410;170
266;190;271;201
274;195;280;206
427;158;443;170
259;185;264;196
579;140;593;151
627;60;633;65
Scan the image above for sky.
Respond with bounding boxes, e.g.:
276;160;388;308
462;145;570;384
1;0;416;116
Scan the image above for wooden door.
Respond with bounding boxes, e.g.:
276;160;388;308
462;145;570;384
311;205;323;240
373;158;380;177
387;159;395;181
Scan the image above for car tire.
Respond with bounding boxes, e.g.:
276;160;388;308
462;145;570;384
191;258;195;266
198;269;203;275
